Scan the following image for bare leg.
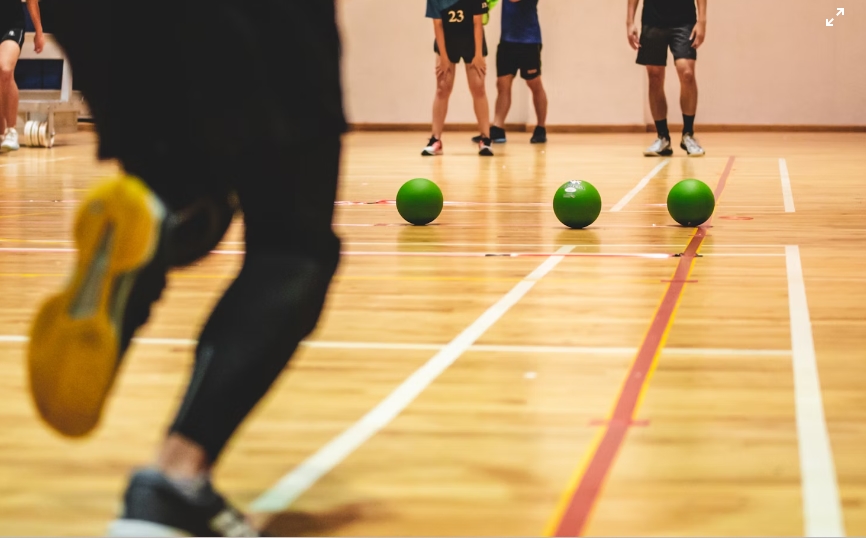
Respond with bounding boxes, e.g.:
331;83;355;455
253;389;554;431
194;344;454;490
0;40;22;135
156;434;209;481
675;59;697;116
432;55;456;140
465;63;490;138
526;76;548;127
492;75;514;128
646;65;667;123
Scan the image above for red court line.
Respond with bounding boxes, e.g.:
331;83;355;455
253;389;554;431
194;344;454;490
550;156;735;537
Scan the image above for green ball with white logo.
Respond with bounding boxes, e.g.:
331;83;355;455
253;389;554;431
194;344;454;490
552;180;602;229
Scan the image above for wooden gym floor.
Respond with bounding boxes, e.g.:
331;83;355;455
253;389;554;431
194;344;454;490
0;131;865;536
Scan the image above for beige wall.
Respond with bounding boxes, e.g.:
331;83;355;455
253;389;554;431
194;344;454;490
338;0;866;127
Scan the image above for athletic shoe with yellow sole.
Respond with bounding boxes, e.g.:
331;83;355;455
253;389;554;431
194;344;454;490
27;175;167;437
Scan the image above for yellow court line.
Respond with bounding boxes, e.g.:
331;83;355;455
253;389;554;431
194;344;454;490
543;227;701;536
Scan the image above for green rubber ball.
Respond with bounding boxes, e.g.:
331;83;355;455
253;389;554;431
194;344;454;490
552;180;602;229
667;179;715;226
396;178;444;225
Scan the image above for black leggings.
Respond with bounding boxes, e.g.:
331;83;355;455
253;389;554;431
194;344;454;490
123;139;342;463
174;140;341;461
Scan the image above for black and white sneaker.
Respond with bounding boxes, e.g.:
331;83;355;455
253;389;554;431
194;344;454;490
421;136;443;156
680;133;706;157
643;136;673;157
478;136;494;156
107;468;260;537
472;125;506;144
530;126;547;144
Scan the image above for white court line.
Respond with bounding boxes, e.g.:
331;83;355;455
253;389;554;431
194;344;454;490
245;245;574;512
0;335;791;357
610;159;671;212
785;245;845;537
700;253;786;258
780;158;796;213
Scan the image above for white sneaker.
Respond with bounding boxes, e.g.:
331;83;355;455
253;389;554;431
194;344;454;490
643;136;673;157
1;128;20;153
680;133;705;157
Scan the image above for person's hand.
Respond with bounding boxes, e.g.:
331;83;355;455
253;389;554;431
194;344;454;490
435;55;454;78
34;32;45;54
627;23;640;50
690;21;706;48
471;54;486;76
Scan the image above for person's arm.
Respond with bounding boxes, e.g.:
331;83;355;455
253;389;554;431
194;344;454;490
690;0;707;48
471;13;486;74
626;0;640;50
26;0;44;53
433;19;452;77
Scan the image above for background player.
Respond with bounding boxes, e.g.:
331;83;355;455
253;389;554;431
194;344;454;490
28;1;345;535
0;0;44;153
423;0;494;157
474;0;547;145
628;0;706;157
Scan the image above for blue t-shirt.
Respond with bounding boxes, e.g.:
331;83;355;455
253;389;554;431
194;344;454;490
426;0;461;18
501;0;541;44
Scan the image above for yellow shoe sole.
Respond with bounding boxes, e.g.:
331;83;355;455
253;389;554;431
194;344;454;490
27;175;165;437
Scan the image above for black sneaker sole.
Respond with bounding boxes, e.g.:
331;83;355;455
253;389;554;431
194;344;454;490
680;143;705;157
645;148;673;157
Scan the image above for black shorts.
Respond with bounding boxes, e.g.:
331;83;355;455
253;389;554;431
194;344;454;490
0;27;23;49
434;33;488;64
497;41;542;80
636;24;697;66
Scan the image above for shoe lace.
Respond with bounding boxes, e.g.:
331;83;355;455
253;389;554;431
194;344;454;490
684;135;701;150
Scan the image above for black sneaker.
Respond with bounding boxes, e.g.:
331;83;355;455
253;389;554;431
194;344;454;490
530;126;547;144
107;468;260;537
478;136;494;156
472;125;506;143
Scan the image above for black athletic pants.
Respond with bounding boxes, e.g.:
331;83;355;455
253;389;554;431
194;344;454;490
45;0;344;463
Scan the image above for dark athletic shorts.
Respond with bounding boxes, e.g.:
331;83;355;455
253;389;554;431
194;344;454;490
0;27;23;48
497;41;542;80
636;24;697;66
434;34;488;64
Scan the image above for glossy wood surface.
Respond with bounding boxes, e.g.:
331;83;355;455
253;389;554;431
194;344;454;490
0;131;865;536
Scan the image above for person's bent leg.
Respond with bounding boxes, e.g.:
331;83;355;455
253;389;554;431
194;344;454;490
164;137;342;472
